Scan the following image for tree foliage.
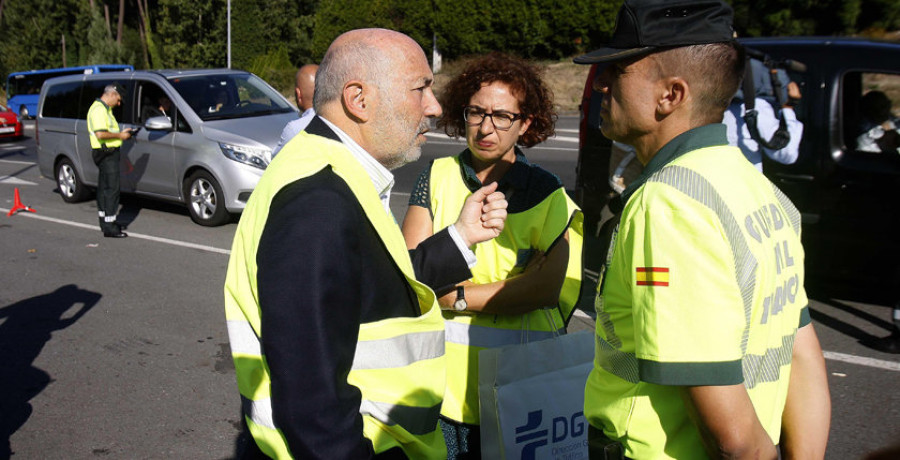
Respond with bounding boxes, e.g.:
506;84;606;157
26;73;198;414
156;0;226;68
232;0;317;71
86;4;135;65
730;0;900;36
0;0;93;78
311;0;621;61
0;0;897;99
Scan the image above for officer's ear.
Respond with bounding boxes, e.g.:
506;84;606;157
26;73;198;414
657;76;688;117
342;81;369;123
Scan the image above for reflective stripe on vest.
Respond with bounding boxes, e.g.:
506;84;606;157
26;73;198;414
428;155;584;424
226;320;260;356
224;131;447;459
359;400;443;436
242;395;277;430
444;317;565;348
230;322;447;437
352;330;445;370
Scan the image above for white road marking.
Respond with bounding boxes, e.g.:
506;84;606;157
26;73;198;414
548;136;579;144
0;207;231;255
0;158;35;165
424;132;461;141
823;351;900;372
0;176;38;185
527;145;578;152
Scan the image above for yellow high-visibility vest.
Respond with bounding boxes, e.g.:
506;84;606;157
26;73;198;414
87;99;122;149
224;131;447;458
428;155;584;424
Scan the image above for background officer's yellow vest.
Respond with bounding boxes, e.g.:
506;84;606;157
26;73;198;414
429;156;584;424
86;99;123;149
224;132;447;458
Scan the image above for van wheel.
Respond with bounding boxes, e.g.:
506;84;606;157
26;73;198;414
56;157;92;203
184;170;230;226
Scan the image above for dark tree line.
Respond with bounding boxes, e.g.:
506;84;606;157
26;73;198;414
1;0;897;94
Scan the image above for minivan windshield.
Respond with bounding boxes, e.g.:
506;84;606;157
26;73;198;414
169;73;294;121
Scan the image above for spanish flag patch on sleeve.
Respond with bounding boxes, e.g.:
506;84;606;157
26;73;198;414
636;267;669;286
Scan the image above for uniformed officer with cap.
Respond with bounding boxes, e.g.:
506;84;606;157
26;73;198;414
574;0;831;458
87;84;133;238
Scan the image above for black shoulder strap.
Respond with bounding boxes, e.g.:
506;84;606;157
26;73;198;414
742;58;756;112
741;56;791;151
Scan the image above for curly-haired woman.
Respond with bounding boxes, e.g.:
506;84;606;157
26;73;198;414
401;52;584;458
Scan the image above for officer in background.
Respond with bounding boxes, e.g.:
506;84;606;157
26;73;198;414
574;0;831;458
87;84;133;238
272;63;318;158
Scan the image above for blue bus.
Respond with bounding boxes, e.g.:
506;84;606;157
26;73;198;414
5;64;134;119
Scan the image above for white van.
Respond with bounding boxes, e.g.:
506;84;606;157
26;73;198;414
36;69;298;226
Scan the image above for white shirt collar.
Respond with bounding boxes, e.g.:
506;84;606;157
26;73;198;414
317;116;395;212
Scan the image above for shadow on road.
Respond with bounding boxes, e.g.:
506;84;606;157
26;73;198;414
809;300;891;343
0;284;100;460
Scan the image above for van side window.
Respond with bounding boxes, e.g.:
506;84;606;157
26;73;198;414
137;81;192;133
139;82;169;123
42;81;82;119
77;80;132;123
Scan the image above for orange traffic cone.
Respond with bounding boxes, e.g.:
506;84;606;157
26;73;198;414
7;188;36;216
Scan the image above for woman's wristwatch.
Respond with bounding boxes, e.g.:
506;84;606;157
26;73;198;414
452;286;468;312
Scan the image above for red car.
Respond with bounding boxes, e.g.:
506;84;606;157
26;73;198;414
0;103;23;139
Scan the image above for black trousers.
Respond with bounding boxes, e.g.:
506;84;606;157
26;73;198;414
94;147;121;234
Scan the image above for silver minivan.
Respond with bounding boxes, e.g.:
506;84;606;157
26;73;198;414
36;69;298;226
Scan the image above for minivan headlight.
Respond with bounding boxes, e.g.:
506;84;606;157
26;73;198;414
219;142;270;170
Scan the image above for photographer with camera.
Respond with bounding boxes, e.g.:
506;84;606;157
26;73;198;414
724;54;805;172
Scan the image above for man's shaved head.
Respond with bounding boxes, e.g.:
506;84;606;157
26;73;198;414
295;64;318;111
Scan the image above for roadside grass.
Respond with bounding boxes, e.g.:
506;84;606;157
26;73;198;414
434;56;590;115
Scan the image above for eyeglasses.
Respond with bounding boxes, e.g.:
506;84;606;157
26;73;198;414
463;106;524;131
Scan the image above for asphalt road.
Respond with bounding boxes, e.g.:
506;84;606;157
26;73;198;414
0;119;897;459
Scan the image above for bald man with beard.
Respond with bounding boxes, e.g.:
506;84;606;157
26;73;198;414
225;29;508;459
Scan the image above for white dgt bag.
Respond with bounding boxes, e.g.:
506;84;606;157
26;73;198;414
479;330;594;460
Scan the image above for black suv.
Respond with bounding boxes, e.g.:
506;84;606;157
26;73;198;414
576;37;900;300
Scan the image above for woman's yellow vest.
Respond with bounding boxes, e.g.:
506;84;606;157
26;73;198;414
428;155;584;424
224;132;447;458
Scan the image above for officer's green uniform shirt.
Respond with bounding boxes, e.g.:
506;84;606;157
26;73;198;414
87;99;122;149
585;124;810;459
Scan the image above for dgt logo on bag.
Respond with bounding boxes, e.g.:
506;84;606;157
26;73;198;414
514;410;587;460
478;332;594;460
